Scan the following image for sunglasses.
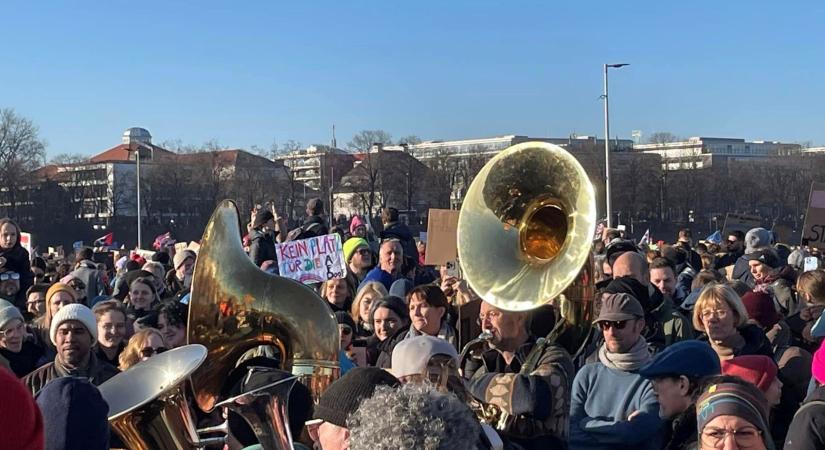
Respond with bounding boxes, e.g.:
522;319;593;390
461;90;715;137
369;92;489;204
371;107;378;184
139;347;167;358
0;272;20;281
340;326;353;336
598;320;630;331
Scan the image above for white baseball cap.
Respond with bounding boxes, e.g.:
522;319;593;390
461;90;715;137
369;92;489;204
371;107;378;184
390;335;458;378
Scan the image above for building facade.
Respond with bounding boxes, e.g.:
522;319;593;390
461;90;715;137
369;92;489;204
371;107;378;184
633;137;802;170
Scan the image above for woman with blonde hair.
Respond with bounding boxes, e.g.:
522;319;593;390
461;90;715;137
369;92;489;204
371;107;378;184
693;283;773;361
350;282;388;338
119;328;167;370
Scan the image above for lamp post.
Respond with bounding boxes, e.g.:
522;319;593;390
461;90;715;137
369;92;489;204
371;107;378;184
602;62;629;228
128;143;144;249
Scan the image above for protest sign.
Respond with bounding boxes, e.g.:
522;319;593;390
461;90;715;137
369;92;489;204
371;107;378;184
19;232;32;256
276;233;346;284
424;209;459;266
174;242;188;252
802;182;825;250
722;213;762;237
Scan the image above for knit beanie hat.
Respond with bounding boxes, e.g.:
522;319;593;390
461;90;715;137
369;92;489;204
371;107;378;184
350;215;366;235
0;303;23;331
740;291;781;329
313;367;400;427
0;367;44;450
253;210;274;229
36;377;109;450
745;228;772;254
46;283;78;305
696;382;772;445
720;355;778;393
813;339;825;384
343;238;369;263
335;311;356;330
50;303;98;345
603;276;652;312
173;249;196;270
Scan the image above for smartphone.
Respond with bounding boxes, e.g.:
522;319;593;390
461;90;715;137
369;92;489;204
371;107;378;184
445;260;460;279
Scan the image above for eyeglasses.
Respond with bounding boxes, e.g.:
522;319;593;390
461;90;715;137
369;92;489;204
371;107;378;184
0;322;24;338
0;272;20;281
340;326;352;336
139;347;167;358
701;309;730;320
701;426;762;448
598;320;630;331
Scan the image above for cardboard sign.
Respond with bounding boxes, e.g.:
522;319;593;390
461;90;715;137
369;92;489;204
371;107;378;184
802;182;825;250
174;242;188;252
275;233;346;284
424;209;460;266
722;213;763;237
19;232;32;256
187;241;201;253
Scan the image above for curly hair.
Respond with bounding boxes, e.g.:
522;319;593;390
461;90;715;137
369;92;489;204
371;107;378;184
347;383;480;450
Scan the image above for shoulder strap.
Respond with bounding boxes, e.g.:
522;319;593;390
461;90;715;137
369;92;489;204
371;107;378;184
793;399;825;418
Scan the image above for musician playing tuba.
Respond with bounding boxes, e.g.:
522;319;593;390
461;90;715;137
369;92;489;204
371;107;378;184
461;300;575;450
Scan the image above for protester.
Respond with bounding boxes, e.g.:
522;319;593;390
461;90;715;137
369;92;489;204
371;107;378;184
360;239;405;291
320;277;353;313
23;303;120;395
693;283;773;361
721;355;782;407
405;285;456;346
746;248;800;316
157;301;187;348
335;311;357;374
0;218;35;308
35;377;110;450
379;207;417;267
784;339;825;449
142;260;168;300
463;299;574;449
695;378;775;450
248;209;278;268
343;237;372;295
714;230;746;269
0;299;45;376
308;367;400;450
124;277;160;324
118;328;166;370
348;382;482;450
637;340;722;450
369;295;410;368
70;247;107;304
350;282;386;338
732;227;773;287
166;249;195;299
787;269;825;352
287;198;329;241
0;259;23;307
349;215;367;238
32;282;79;361
660;246;695;306
25;283;49;320
92;300;127;367
674;228;703;273
0;366;44;450
569;293;664;450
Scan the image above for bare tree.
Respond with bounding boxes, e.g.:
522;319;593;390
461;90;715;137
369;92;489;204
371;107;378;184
49;153;89;165
347;130;392;152
646;132;681;144
396;135;422;146
0;109;47;219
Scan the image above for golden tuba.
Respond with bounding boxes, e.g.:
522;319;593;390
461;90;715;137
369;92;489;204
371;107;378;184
187;200;339;446
457;141;597;355
97;344;208;450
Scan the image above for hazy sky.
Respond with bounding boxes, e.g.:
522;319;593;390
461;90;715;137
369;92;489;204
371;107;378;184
3;1;824;157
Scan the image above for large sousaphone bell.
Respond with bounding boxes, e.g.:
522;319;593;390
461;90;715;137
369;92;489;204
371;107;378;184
458;141;597;355
187;200;340;414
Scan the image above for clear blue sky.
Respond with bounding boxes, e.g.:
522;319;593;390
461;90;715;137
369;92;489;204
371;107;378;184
3;1;824;157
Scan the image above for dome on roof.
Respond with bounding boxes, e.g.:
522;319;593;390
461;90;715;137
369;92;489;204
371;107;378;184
121;127;152;145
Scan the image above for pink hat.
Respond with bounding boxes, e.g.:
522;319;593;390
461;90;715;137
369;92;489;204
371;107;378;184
350;215;366;235
814;339;825;385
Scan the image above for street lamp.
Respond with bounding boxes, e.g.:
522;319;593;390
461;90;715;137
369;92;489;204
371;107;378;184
127;143;145;249
602;62;629;228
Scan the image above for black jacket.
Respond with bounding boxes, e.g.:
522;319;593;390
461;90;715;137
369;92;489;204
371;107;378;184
248;229;277;268
785;384;825;450
732;255;755;287
375;324;409;369
664;404;698;450
0;340;45;377
0;244;34;308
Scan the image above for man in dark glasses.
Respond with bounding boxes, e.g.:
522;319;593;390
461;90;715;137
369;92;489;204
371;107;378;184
569;293;665;450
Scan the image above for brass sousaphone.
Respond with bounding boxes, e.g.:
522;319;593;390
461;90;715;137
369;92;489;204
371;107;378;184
458;141;597;355
187;200;340;446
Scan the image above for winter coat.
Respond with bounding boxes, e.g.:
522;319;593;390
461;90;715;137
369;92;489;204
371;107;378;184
785;384;825;450
0;244;34;308
374;324;409;369
23;352;120;396
663;404;698;450
649;289;694;347
71;260;107;304
733;255;755;287
287;215;329;241
0;340;45;377
248;229;277;268
465;338;575;448
34;377;111;450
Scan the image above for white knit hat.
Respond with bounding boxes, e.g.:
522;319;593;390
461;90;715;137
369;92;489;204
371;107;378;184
50;303;98;345
0;303;23;331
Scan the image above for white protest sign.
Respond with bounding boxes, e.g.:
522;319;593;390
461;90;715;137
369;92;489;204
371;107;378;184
276;233;346;284
802;182;825;251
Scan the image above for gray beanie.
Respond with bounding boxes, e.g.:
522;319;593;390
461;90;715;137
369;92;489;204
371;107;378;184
745;228;772;254
0;303;23;331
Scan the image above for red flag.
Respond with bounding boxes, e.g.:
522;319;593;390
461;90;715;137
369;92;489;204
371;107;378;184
94;232;114;246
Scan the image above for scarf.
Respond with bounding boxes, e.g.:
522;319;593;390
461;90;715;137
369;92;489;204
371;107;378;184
709;331;745;360
405;321;456;347
598;335;651;371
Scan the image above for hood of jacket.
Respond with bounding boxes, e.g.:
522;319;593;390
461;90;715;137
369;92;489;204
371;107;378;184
35;377;110;450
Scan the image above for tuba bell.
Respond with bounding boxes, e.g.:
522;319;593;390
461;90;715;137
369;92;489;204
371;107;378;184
457;141;597;356
97;344;208;450
187;200;340;448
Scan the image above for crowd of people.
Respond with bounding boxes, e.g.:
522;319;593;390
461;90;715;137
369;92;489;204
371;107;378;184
5;201;825;450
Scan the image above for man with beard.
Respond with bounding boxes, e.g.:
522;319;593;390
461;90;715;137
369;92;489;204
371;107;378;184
569;293;664;450
462;300;575;449
23;303;119;395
